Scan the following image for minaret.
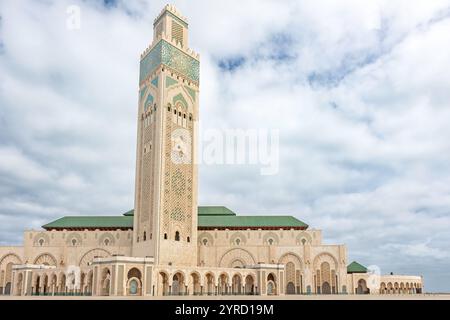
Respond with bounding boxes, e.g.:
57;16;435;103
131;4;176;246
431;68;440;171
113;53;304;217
132;4;199;266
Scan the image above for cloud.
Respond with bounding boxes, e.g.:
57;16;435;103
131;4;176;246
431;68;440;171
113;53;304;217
1;0;450;292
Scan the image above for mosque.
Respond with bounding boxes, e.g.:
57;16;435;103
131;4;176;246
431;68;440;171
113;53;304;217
0;5;423;297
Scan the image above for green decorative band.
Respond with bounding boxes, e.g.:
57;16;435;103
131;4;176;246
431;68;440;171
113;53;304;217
139;85;148;101
184;85;196;101
166;76;178;88
140;39;199;83
151;76;159;88
173;93;188;108
144;94;154;111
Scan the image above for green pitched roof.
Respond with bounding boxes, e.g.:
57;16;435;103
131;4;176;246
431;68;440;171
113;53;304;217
198;215;307;229
43;216;133;230
347;261;368;273
122;210;134;216
198;206;236;216
43;206;308;230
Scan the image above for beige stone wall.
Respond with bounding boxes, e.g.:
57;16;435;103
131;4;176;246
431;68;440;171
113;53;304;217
196;228;349;294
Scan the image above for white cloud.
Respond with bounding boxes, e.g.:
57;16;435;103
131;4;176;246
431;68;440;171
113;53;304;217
1;0;450;292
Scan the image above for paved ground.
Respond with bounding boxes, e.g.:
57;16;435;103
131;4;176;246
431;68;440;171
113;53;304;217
1;294;449;300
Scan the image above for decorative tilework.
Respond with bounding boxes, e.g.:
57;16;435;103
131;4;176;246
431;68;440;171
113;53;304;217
140;41;163;83
166;76;178;88
161;41;199;82
173;93;188;108
184;85;196;101
140;40;199;83
144;94;154;111
140;85;148;101
151;76;159;88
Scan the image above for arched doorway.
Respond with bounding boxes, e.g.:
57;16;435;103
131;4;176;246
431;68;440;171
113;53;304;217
245;275;255;295
190;273;201;295
172;272;185;295
4;262;14;295
34;275;41;295
86;271;93;295
322;282;331;294
232;274;242;295
267;273;276;295
42;275;49;295
158;272;169;296
218;273;228;295
59;273;66;294
101;268;111;296
127;268;142;296
286;282;295;294
284;261;297;294
317;261;335;294
356;279;369;294
15;273;23;296
205;273;214;295
4;282;11;295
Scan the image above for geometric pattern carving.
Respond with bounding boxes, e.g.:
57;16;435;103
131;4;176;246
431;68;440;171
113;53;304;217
0;253;22;267
313;252;338;270
34;253;57;266
198;232;214;246
262;232;279;245
219;248;256;268
278;252;303;269
296;232;312;245
66;232;83;246
98;233;115;247
230;232;246;246
140;40;199;83
79;249;111;267
162;101;194;238
33;233;50;247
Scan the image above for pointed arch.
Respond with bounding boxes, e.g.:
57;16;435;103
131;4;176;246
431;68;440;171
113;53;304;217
219;248;256;268
34;253;57;266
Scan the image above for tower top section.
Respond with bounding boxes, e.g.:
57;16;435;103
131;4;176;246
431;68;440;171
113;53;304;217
140;5;199;85
152;4;190;49
154;4;188;27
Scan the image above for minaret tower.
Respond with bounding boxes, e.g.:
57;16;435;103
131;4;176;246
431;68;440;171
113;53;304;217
132;4;199;266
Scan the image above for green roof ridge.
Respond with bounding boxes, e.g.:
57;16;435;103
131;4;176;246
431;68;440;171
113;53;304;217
43;207;309;230
347;261;368;273
197;206;236;216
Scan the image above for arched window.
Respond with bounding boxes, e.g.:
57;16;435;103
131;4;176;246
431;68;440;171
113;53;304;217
301;238;306;245
164;233;168;240
168;106;171;112
39;239;44;246
174;109;177;115
104;239;110;246
129;279;138;295
235;238;241;246
187;236;190;243
175;231;180;241
202;239;208;246
71;239;77;246
268;238;274;246
143;232;146;241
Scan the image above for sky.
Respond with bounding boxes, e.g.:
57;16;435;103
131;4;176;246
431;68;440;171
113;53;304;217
1;0;450;292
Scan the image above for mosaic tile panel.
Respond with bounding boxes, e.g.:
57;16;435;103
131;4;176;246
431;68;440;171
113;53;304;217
140;40;199;83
